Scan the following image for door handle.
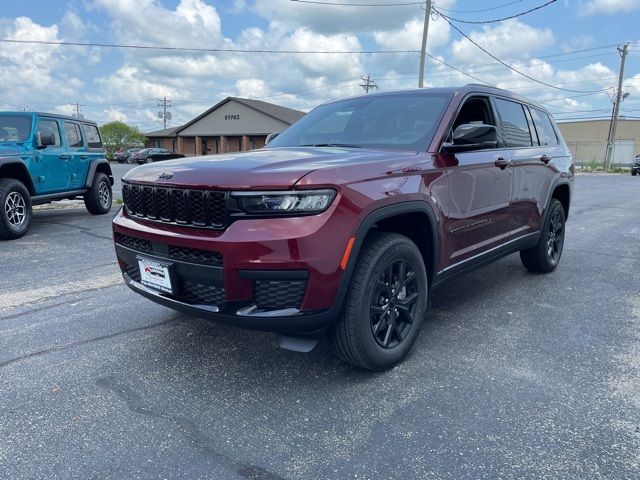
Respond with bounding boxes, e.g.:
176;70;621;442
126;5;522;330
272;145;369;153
495;157;511;169
59;155;69;160
80;155;88;159
540;155;552;164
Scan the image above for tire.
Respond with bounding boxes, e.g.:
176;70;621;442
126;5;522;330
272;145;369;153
632;171;637;176
84;172;112;215
0;178;32;240
329;232;428;371
520;199;566;273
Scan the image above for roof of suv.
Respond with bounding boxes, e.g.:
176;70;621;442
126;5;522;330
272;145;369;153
331;84;549;114
0;111;98;125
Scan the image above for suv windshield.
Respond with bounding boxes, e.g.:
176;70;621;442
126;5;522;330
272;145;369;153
268;93;452;151
0;115;33;142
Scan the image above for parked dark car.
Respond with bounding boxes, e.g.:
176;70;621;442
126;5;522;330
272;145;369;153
1;112;113;240
114;147;142;163
113;84;574;370
134;148;184;164
632;154;640;176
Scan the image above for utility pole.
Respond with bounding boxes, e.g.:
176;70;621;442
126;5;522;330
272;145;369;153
604;43;629;171
72;101;84;119
359;74;378;94
418;0;432;88
157;96;172;129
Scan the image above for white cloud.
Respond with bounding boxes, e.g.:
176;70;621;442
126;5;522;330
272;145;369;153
451;19;555;65
580;0;640;14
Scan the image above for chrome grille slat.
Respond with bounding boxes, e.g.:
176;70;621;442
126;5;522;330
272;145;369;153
122;183;228;229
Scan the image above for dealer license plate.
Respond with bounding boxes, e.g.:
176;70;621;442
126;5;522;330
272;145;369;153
137;257;174;294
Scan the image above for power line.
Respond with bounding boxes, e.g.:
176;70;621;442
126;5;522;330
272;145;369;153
441;0;557;24
436;11;604;94
436;0;526;14
0;38;417;54
0;38;418;55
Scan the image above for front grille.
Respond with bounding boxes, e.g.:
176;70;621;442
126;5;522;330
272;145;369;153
168;245;222;266
178;280;225;305
122;183;228;229
124;262;141;282
255;280;307;310
116;233;222;267
117;234;152;253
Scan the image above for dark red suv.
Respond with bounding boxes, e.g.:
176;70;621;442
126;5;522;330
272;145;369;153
113;85;573;370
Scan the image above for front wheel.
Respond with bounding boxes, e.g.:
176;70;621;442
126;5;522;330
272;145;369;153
84;172;112;215
0;178;32;240
520;199;566;273
329;232;428;371
632;171;637;176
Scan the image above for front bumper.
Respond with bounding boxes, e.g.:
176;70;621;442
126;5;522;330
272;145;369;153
112;204;356;333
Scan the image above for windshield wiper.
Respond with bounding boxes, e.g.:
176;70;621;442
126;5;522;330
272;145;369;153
299;143;362;148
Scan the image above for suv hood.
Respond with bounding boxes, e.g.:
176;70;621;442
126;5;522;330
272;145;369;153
122;147;416;190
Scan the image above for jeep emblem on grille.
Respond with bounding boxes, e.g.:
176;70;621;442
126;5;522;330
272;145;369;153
158;172;173;180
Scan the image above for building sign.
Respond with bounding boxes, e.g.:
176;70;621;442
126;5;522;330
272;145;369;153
225;114;240;120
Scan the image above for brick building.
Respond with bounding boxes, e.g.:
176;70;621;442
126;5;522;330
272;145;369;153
145;97;305;156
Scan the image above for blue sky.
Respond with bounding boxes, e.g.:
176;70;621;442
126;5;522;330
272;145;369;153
0;0;638;131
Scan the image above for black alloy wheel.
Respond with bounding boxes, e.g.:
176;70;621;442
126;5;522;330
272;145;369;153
370;259;420;349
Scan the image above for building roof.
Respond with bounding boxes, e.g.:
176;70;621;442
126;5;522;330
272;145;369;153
145;125;182;138
174;97;305;135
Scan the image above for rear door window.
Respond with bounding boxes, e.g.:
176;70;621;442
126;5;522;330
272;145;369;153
493;98;533;147
64;122;84;148
82;124;103;148
529;108;559;146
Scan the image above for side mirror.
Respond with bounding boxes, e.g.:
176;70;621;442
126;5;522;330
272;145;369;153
265;132;280;145
37;132;55;149
442;124;499;153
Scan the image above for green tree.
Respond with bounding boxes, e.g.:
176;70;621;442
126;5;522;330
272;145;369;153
100;121;146;159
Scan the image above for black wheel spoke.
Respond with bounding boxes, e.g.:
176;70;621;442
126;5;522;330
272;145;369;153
397;292;418;311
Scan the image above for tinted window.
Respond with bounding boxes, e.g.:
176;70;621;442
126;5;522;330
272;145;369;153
529;108;558;146
37;119;61;147
83;124;102;148
64;122;83;148
494;98;532;147
268;94;452;151
0;115;32;142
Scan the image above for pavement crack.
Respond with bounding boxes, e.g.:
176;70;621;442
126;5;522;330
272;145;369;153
0;300;72;322
0;319;178;369
36;221;113;240
96;375;288;480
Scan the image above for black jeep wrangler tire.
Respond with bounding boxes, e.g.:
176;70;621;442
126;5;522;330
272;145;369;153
0;178;32;240
84;172;112;215
329;232;428;371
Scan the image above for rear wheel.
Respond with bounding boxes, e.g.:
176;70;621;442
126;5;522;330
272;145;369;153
329;232;428;371
0;178;32;240
520;199;565;273
84;172;112;215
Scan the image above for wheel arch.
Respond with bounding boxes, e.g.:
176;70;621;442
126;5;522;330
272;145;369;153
85;158;114;188
343;201;439;288
551;181;571;219
0;158;35;195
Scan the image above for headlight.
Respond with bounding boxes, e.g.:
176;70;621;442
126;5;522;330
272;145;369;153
232;189;337;215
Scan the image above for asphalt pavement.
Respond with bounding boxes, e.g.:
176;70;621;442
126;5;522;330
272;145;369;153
0;174;638;479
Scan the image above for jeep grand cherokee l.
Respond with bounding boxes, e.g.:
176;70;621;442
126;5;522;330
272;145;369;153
113;85;573;370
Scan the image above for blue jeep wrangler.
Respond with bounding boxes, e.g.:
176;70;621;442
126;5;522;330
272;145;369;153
0;112;113;240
